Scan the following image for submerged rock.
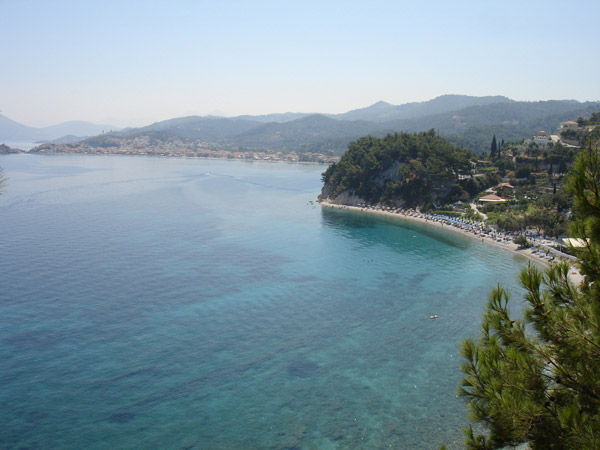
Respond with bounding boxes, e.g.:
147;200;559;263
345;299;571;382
108;411;135;424
287;360;320;378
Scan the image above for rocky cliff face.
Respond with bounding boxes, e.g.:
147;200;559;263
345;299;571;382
319;177;454;207
319;161;406;206
318;183;368;206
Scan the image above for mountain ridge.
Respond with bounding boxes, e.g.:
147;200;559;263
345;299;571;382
0;94;512;143
6;95;600;154
0;115;119;143
333;94;513;122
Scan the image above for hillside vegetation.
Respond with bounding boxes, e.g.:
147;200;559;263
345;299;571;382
320;131;482;207
109;100;600;155
319;113;600;239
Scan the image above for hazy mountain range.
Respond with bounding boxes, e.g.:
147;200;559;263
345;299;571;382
0;115;118;143
3;95;600;154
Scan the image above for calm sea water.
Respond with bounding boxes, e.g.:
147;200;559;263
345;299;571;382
0;155;531;450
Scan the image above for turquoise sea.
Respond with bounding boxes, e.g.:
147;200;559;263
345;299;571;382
0;155;531;450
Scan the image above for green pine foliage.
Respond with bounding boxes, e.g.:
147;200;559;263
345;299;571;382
457;138;600;449
513;234;531;248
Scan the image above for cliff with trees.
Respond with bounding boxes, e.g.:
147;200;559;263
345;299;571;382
319;130;489;208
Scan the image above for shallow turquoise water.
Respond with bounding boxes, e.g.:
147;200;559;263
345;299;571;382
0;155;531;449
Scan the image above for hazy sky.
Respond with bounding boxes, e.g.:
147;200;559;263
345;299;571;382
2;0;599;128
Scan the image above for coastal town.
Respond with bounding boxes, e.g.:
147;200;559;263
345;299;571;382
26;136;341;164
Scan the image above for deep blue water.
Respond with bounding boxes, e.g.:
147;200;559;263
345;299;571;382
0;155;531;450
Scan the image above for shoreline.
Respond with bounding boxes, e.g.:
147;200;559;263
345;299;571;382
319;200;584;285
1;151;332;167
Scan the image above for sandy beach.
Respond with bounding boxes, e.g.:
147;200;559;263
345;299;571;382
319;200;584;285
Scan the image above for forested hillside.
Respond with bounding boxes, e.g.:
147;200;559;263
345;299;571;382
319;131;485;207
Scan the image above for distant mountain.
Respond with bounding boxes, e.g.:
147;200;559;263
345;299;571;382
42;120;116;139
230;99;600;153
373;100;600;149
230;114;377;150
50;135;92;144
23;95;600;156
333;95;513;122
334;101;397;122
0;115;40;141
234;112;311;123
226;99;600;153
136;116;261;140
86;116;264;147
0;114;119;146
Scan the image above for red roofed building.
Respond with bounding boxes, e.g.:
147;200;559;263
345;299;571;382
560;121;579;131
497;182;514;189
478;194;508;205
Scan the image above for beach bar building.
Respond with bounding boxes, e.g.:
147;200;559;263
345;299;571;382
478;194;508;206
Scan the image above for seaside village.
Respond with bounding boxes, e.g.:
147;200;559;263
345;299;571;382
325;118;598;278
28;135;340;164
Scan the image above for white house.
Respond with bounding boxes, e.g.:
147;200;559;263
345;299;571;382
559;120;579;131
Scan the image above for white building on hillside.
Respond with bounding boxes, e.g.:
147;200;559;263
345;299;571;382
559;120;579;131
